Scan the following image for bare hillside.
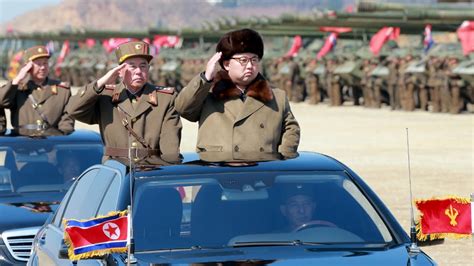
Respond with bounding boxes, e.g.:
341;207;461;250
0;0;313;33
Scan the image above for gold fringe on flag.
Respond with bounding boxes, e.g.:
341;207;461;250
63;210;128;261
415;196;471;241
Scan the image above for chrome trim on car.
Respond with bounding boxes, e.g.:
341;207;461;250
2;227;40;262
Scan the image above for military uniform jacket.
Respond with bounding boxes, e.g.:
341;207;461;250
175;71;300;155
0;79;74;134
66;81;182;155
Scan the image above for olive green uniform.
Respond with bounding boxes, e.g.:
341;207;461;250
0;79;74;134
67;81;182;160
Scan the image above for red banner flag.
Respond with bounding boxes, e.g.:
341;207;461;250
152;35;182;54
317;32;337;60
284;35;302;57
369;27;400;55
55;40;70;77
457;21;474;55
415;196;472;241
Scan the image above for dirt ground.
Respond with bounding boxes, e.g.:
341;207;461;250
2;83;472;265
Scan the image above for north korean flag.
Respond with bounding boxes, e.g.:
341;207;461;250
317;32;337;60
64;211;129;260
424;24;435;53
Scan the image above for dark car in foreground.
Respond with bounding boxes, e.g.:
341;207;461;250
0;130;103;264
29;152;436;265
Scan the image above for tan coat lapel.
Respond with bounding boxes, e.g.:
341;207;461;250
236;96;264;123
223;97;244;121
132;84;153;119
114;84;133;117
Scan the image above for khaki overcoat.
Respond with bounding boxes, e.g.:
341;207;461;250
175;71;300;155
66;81;181;157
0;79;74;134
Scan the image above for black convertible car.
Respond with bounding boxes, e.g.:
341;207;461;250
28;152;437;266
0;130;103;264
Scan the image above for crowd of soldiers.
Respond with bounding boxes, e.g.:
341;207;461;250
263;51;473;114
4;44;473;115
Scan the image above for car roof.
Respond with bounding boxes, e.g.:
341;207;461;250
128;151;347;178
0;129;102;144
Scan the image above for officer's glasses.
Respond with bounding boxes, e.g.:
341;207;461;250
231;56;260;66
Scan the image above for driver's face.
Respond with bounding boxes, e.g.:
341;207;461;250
281;195;316;229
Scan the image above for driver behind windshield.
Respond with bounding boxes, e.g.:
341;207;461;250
279;185;316;232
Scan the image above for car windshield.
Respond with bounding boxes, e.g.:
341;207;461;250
0;142;103;193
133;171;393;251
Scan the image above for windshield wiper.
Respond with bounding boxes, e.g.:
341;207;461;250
231;240;329;247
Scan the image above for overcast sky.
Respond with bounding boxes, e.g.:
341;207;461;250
0;0;62;24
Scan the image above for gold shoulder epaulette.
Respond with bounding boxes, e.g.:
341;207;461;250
156;86;175;94
57;81;70;89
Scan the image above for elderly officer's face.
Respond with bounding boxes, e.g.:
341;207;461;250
280;194;316;230
121;57;150;92
31;57;49;82
224;52;260;87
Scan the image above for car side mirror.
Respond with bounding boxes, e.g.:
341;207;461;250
58;240;69;259
417;238;445;247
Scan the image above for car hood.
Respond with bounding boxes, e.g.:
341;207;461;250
133;245;435;266
0;201;56;232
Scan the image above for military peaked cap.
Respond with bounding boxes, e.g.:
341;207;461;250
115;41;153;64
24;46;50;61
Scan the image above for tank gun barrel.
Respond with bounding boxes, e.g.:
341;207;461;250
358;0;474;12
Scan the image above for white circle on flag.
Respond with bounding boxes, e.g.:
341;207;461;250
102;222;121;240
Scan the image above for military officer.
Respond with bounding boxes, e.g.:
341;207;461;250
0;46;74;135
175;28;300;157
66;41;182;162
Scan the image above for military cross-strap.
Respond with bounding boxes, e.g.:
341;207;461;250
27;94;50;129
116;105;152;150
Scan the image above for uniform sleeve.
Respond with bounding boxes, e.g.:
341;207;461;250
174;73;212;122
278;96;300;154
57;90;75;134
0;81;19;108
66;81;101;124
159;92;182;155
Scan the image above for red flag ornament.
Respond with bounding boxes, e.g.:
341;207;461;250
415;196;472;241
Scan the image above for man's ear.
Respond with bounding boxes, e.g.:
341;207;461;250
223;60;230;71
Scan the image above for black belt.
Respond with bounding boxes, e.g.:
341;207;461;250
104;147;160;159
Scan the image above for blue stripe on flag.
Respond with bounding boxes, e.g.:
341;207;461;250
74;241;128;255
66;214;121;228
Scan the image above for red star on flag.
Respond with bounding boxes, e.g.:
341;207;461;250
103;222;120;240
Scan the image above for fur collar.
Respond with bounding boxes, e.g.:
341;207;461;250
211;70;273;103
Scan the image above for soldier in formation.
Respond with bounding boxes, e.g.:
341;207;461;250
0;45;74;135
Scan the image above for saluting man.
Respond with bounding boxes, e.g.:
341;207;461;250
66;41;182;162
0;46;74;135
175;28;300;157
